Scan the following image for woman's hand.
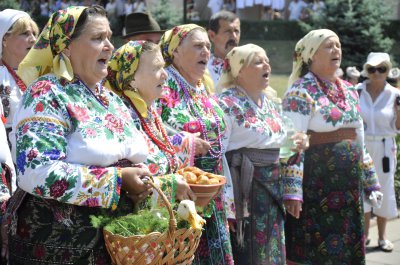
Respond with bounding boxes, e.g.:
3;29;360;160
284;200;302;219
292;132;309;152
121;167;153;203
175;174;197;201
193;132;211;156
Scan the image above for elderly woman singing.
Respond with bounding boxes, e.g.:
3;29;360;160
218;44;308;264
7;6;152;264
158;24;233;265
282;29;381;265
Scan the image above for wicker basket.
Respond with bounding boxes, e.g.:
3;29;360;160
103;181;202;265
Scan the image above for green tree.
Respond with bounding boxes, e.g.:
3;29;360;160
0;0;19;10
301;0;395;70
149;0;183;31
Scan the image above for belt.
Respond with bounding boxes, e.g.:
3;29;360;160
308;128;357;146
365;135;394;141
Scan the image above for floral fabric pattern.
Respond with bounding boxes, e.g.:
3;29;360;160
285;141;366;264
157;65;233;265
12;74;148;210
127;102;195;176
207;54;225;85
281;72;380;201
232;164;285;265
218;87;286;264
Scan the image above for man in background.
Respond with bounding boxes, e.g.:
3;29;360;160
207;10;241;88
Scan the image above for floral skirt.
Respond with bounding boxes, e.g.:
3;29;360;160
8;193;134;265
285;140;365;265
232;163;285;265
193;193;234;265
192;156;234;265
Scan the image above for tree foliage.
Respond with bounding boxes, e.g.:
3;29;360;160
301;0;395;70
0;0;19;10
149;0;183;31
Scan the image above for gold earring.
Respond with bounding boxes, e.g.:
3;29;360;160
128;84;138;92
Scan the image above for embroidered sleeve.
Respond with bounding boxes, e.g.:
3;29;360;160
169;132;196;168
151;174;178;208
14;79;122;210
281;82;314;201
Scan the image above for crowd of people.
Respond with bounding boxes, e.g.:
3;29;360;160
0;3;399;265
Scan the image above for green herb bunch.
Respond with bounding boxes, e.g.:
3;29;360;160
90;202;189;236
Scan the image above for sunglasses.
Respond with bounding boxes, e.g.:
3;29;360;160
367;66;387;74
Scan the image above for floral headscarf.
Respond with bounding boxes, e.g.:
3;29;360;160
104;40;150;118
218;44;265;93
288;29;338;88
17;6;87;86
159;24;215;94
159;23;205;66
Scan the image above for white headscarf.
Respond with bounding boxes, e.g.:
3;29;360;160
288;29;338;88
0;9;30;59
217;44;265;92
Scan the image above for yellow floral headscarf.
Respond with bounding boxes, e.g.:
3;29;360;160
218;44;265;93
104;40;150;118
287;29;338;88
159;23;204;66
17;6;87;86
159;23;214;93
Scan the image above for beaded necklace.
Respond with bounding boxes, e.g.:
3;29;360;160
168;66;223;159
75;77;109;108
313;73;350;111
125;95;178;173
2;60;27;92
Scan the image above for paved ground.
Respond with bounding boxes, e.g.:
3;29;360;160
366;215;400;265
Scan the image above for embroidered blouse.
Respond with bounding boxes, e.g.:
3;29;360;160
11;74;148;210
207;54;225;86
157;65;226;174
218;86;287;218
126;101;196;175
0;66;24;129
282;72;380;201
125;100;197;205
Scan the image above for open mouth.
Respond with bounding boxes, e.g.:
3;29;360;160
98;58;109;65
263;72;270;79
198;59;207;65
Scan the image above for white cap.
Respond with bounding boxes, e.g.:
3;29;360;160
362;52;392;76
0;9;30;58
346;66;360;78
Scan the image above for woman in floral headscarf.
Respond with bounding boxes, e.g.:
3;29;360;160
282;29;380;264
104;40;212;205
158;24;234;265
7;6;152;264
218;43;308;264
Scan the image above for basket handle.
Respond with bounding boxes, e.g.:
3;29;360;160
146;179;177;238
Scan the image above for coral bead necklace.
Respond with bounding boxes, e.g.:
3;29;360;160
125;95;178;173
